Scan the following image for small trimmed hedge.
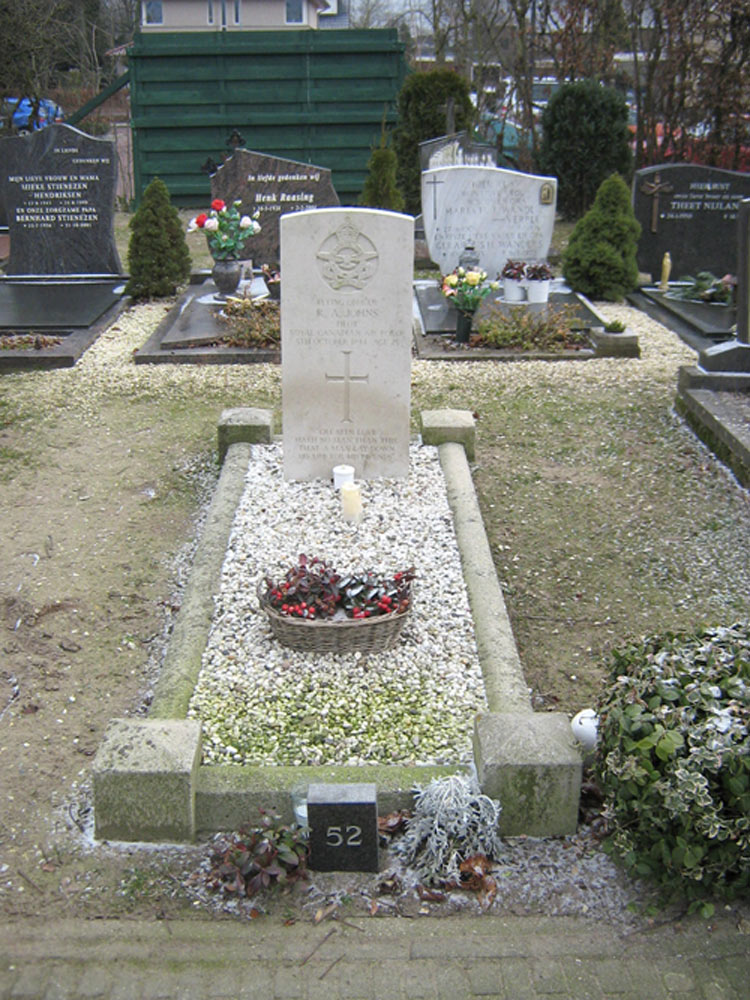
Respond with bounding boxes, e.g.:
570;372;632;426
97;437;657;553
595;623;750;909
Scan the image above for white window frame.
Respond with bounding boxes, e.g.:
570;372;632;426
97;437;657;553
142;0;163;25
285;0;306;25
208;1;240;26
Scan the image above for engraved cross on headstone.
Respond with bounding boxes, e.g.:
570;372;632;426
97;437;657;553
425;175;445;221
325;350;369;423
640;172;675;233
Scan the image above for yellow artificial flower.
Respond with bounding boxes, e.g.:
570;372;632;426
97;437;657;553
465;271;481;286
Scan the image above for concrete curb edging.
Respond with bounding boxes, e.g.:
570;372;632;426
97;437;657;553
676;366;750;488
93;409;582;842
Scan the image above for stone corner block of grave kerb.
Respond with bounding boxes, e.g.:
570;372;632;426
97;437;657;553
420;409;476;461
473;712;582;837
699;340;750;374
217;407;273;464
92;718;202;842
588;327;641;358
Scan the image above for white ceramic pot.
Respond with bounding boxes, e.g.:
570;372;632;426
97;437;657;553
503;277;525;302
526;279;550;303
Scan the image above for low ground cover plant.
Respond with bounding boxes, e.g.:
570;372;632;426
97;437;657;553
217;296;280;348
595;623;750;912
475;303;588;351
207;812;309;898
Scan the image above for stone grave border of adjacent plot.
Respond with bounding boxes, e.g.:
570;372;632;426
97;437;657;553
413;280;641;361
92;409;582;845
0;284;128;372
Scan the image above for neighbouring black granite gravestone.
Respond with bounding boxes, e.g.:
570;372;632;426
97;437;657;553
306;783;379;873
699;198;750;372
210;149;340;267
419;132;496;172
633;163;750;282
2;124;121;275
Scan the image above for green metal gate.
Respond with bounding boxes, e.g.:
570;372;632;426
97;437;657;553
129;28;408;206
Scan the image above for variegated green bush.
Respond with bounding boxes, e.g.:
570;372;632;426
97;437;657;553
595;624;750;909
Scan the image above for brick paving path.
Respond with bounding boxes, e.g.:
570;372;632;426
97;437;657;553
2;913;749;999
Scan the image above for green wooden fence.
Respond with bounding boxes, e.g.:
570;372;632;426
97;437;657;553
129;28;408;206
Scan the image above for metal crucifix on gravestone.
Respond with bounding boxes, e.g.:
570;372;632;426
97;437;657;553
639;172;675;233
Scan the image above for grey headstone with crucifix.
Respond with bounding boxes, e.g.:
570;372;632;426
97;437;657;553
280;208;414;480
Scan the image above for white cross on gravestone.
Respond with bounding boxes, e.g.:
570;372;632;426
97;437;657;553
325;351;369;423
281;208;414;480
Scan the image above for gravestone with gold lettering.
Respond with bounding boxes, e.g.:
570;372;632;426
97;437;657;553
2;123;121;276
281;207;413;481
210;148;340;268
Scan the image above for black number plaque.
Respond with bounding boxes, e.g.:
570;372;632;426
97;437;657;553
306;782;379;873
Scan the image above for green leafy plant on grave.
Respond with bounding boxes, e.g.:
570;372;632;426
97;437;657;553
206;812;309;898
125;177;191;300
594;623;750;914
360;127;405;212
604;319;627;333
562;174;641;301
391;774;502;886
673;272;736;305
475;303;588;351
263;554;415;621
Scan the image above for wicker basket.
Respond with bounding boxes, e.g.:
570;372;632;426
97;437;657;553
257;580;412;655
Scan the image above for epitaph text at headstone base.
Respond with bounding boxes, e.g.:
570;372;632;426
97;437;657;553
421;165;557;277
419;132;496;172
307;783;379;873
281;208;413;481
633;163;750;282
2;124;121;276
210;149;340;267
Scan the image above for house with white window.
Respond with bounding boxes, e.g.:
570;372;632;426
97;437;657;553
140;0;347;31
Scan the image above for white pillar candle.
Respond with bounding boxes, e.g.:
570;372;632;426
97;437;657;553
341;482;362;522
333;464;355;489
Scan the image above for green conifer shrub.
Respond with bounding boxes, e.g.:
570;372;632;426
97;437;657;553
562;174;641;301
393;70;473;216
360;132;404;212
537;80;632;220
125;177;191;300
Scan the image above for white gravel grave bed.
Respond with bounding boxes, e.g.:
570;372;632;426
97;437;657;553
188;442;487;767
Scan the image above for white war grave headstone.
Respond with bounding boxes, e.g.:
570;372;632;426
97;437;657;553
281;208;414;480
421;164;557;276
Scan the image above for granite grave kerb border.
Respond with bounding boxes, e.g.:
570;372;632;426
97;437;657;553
92;409;581;844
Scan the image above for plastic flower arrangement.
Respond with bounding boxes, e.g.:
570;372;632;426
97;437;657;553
441;267;499;314
187;199;261;260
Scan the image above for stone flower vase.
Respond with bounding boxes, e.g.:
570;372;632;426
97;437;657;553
456;309;473;343
212;258;243;298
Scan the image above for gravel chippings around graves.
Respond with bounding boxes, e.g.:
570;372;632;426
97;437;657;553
188;442;487;767
2;295;749;930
